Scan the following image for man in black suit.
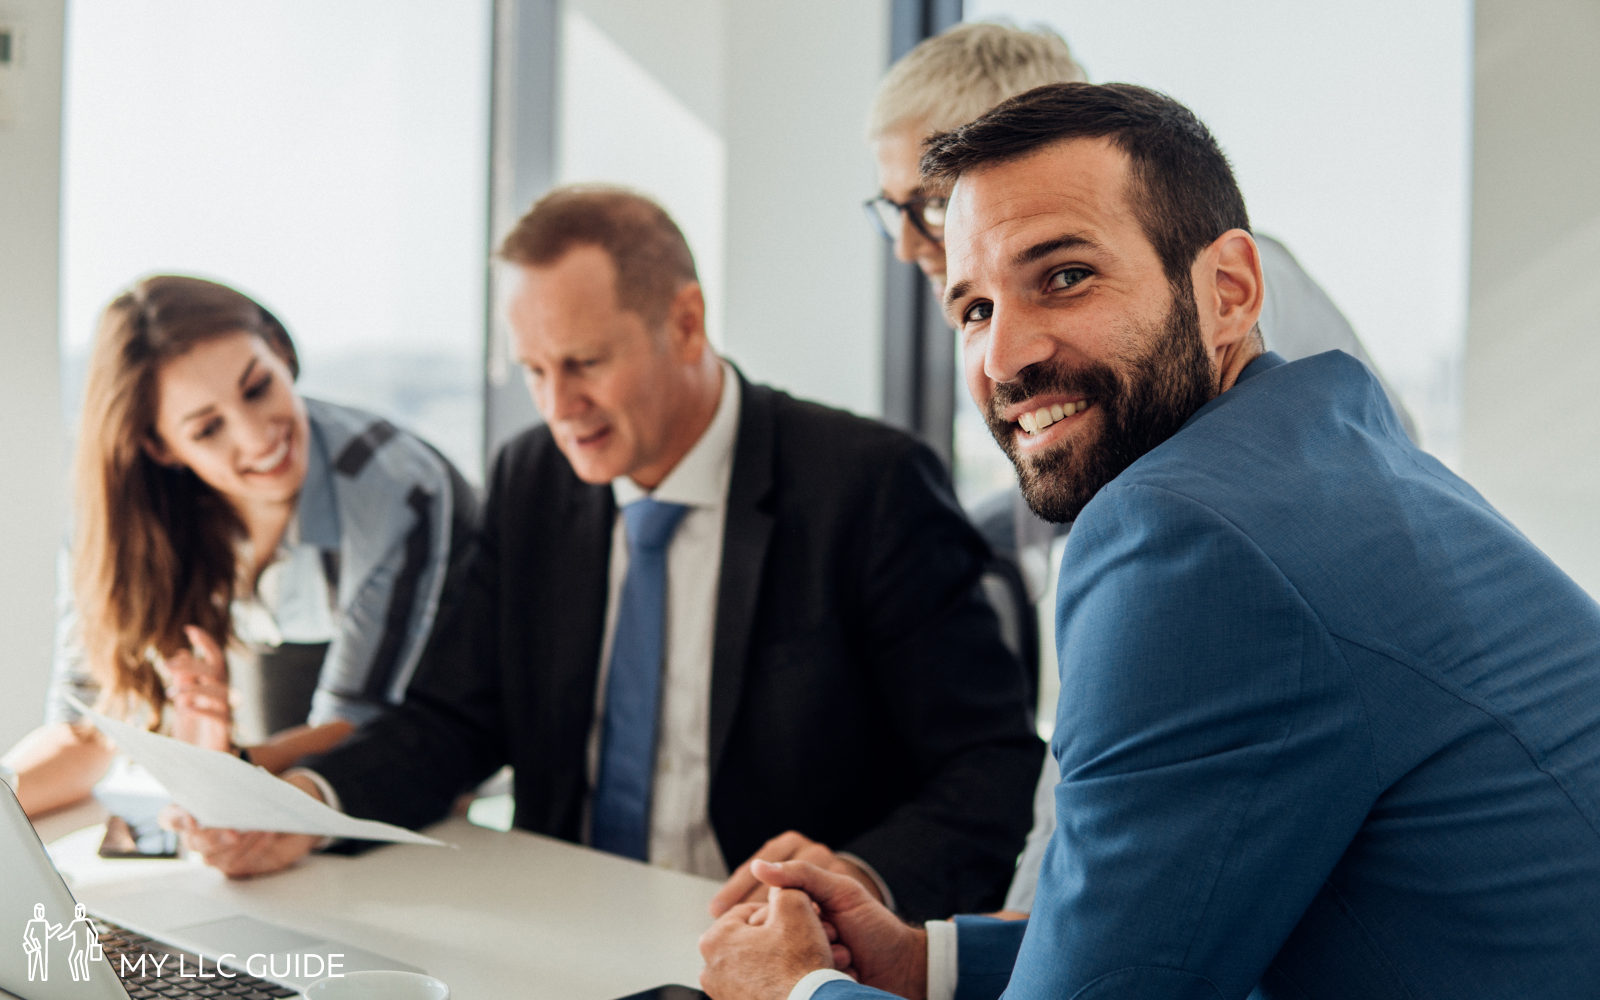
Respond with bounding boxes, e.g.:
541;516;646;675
175;186;1040;921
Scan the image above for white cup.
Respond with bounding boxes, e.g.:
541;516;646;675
302;970;450;999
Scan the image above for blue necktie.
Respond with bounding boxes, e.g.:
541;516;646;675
591;497;689;861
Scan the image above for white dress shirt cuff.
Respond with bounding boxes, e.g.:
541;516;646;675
283;767;338;850
787;968;853;1000
925;918;958;1000
836;851;896;915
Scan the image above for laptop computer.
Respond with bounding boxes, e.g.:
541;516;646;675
1;776;417;999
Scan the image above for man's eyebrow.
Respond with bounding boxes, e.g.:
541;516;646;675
943;278;973;313
1014;233;1106;268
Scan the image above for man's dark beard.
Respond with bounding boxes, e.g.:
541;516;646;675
986;284;1216;523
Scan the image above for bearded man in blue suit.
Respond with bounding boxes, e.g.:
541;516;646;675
700;82;1600;1000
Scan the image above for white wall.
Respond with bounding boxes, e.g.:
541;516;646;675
0;0;65;747
1464;0;1600;596
719;1;887;416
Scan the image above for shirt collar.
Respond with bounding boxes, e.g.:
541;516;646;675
612;359;740;511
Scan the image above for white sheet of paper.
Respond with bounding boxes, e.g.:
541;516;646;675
69;697;447;847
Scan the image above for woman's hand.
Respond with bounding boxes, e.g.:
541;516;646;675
165;625;232;753
160;771;326;878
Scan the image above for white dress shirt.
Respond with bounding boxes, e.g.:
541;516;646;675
585;361;740;878
231;517;337;649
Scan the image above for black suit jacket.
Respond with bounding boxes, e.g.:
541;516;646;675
311;374;1041;919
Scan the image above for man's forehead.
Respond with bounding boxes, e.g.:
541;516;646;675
510;247;621;316
945;139;1138;262
508;253;627;350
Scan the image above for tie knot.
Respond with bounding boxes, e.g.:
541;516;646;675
623;498;689;551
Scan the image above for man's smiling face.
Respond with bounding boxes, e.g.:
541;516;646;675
942;137;1220;522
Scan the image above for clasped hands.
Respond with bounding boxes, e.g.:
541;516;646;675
700;847;928;1000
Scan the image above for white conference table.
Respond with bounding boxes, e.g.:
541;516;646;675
32;803;716;999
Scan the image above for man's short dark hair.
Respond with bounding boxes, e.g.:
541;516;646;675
921;82;1250;286
498;184;699;324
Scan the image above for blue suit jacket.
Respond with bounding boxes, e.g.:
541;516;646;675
822;352;1600;1000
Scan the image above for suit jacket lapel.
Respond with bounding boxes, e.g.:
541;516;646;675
534;470;613;838
709;375;775;778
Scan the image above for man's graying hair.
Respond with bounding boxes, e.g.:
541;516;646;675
922;82;1251;286
868;21;1087;139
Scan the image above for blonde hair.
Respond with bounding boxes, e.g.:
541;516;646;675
74;275;297;723
868;21;1088;139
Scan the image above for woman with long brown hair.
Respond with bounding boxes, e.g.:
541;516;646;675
2;275;475;816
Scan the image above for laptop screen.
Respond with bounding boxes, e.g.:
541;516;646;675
0;778;128;1000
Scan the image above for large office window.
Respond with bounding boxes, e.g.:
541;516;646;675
60;0;492;478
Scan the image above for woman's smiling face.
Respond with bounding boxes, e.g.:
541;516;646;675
146;330;311;513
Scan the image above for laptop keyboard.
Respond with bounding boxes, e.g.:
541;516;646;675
96;917;299;999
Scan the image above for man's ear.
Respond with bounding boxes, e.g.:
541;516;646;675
666;280;709;363
1194;228;1263;359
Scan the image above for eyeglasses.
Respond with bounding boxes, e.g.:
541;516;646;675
863;193;947;245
